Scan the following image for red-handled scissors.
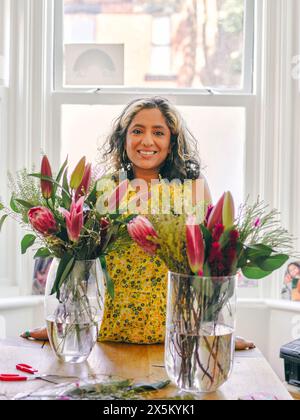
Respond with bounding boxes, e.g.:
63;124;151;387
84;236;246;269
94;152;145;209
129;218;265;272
0;374;34;382
0;364;39;382
16;364;38;374
0;363;79;383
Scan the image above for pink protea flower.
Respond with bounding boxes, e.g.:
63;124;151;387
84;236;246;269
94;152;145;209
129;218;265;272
41;156;53;199
186;215;205;275
28;207;58;236
60;197;85;243
127;216;159;256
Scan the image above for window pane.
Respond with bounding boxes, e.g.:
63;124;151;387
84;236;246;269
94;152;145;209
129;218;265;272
61;104;245;207
0;0;10;86
63;0;248;89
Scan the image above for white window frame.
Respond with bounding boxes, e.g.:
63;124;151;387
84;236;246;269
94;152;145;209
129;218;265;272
53;0;255;94
2;0;299;301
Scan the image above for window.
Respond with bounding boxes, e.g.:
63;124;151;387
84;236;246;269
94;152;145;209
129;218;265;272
57;0;254;90
0;0;10;287
0;0;10;86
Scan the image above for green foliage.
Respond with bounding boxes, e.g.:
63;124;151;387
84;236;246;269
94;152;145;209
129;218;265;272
0;215;8;233
21;234;36;255
99;255;115;300
62;379;171;400
50;254;75;300
219;0;244;34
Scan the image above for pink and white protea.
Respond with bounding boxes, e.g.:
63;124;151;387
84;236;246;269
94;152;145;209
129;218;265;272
28;207;57;236
60;197;84;243
186;215;205;275
127;216;159;256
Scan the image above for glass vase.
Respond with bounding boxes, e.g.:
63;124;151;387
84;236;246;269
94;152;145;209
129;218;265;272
165;272;237;393
45;258;105;364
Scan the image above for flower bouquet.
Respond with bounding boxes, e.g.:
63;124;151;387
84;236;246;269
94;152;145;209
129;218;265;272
127;192;295;393
0;156;128;363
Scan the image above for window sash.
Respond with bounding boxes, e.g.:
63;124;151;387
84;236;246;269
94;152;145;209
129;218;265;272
53;0;255;94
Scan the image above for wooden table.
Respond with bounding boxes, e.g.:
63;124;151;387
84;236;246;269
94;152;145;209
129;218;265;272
0;338;293;400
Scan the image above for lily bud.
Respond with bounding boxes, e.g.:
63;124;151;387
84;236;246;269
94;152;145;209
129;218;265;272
41;156;53;199
186;215;205;275
70;157;86;190
75;163;92;200
222;191;235;230
207;193;225;231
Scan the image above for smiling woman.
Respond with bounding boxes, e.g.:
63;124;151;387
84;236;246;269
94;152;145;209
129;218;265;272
21;96;254;350
103;97;203;184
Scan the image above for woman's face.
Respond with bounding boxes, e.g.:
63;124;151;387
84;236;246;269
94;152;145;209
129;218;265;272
288;264;300;278
125;108;172;174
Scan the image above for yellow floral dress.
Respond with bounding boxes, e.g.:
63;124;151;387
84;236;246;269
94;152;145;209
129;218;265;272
98;242;168;344
97;178;202;344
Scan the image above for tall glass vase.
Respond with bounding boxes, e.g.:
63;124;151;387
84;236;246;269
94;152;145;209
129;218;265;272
165;272;237;393
45;258;105;364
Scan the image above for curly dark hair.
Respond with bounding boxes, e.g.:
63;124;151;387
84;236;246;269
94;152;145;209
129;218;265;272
102;97;201;181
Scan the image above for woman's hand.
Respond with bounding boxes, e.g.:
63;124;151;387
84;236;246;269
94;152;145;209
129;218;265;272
20;327;49;341
235;336;256;351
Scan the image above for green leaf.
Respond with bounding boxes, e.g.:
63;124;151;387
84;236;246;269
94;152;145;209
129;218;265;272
50;254;75;298
10;196;21;213
100;255;115;300
245;244;273;260
131;380;171;393
0;215;8;232
0;202;4;211
21;234;36;255
242;264;272;279
87;183;97;206
53;156;69;200
14;199;35;210
62;169;71;209
256;254;289;272
34;248;53;259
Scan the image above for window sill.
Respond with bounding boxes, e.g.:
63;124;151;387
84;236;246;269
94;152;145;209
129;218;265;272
238;298;300;313
0;296;44;310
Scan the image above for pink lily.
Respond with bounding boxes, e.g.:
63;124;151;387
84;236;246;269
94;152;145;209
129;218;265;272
41;156;53;199
186;215;205;275
75;163;92;201
127;216;159;256
60;197;85;243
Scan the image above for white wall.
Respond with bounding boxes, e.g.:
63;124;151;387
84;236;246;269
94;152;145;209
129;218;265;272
0;296;44;338
236;299;300;381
